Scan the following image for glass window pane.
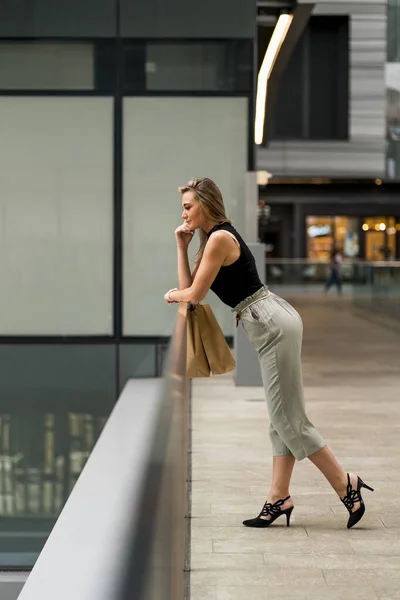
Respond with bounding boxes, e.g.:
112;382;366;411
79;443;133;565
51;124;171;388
388;0;400;62
123;41;252;92
0;97;113;335
271;36;305;139
309;24;337;139
119;344;156;389
271;16;349;140
123;97;248;336
0;344;116;568
0;42;115;91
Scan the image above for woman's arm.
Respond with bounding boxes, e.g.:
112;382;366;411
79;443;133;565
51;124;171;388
168;232;229;304
175;224;195;289
177;246;193;289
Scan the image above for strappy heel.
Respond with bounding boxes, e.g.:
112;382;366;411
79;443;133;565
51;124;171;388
341;473;374;529
243;496;294;528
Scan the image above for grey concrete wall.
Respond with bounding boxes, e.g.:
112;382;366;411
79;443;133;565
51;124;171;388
0;0;116;37
0;0;255;43
257;0;387;178
120;0;256;38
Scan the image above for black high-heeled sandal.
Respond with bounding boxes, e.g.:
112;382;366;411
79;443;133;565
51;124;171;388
243;496;294;528
341;473;374;529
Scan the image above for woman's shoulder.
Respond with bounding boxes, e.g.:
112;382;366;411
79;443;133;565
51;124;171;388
208;228;235;244
216;222;240;236
208;226;241;254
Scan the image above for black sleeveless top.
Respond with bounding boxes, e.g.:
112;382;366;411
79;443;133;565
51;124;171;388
207;222;263;308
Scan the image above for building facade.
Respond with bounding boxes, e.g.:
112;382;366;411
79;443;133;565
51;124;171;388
256;0;400;260
258;0;387;178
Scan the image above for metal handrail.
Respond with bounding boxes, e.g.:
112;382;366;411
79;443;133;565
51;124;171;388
118;304;190;600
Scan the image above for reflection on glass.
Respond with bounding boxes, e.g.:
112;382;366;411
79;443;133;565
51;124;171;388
0;41;116;91
0;412;106;519
0;410;108;568
122;40;253;92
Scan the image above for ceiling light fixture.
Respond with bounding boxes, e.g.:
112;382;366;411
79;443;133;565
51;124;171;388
255;13;293;145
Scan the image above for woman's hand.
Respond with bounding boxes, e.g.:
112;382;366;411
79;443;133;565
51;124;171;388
164;288;179;304
175;223;194;248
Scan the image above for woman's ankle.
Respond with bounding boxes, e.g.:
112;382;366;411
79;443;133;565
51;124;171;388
334;472;353;497
269;490;291;503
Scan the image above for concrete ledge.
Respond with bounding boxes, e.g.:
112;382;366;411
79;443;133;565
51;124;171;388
0;573;28;600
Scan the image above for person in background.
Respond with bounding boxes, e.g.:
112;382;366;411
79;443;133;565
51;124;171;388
325;249;343;295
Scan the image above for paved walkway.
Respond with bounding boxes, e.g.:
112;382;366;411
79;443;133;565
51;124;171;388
190;296;400;600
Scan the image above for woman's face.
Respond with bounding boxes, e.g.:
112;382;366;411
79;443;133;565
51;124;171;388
181;191;205;231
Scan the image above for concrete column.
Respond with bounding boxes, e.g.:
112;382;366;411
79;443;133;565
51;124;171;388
234;172;266;387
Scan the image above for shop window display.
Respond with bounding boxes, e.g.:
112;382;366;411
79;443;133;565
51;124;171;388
362;217;397;260
306;216;359;260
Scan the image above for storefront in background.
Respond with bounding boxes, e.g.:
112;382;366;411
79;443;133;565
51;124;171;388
306;216;359;260
306;215;400;260
362;217;400;260
258;182;400;259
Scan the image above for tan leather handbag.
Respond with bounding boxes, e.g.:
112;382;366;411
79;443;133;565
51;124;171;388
186;304;236;379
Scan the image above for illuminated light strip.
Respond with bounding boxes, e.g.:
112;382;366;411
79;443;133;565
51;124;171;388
255;13;293;145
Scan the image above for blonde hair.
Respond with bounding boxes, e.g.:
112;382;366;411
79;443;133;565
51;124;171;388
178;177;231;267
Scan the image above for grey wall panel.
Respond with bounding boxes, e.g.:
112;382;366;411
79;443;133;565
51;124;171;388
120;0;256;38
0;0;116;37
258;140;385;177
0;345;116;411
257;0;387;177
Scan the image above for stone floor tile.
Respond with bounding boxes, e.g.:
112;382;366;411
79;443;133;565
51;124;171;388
264;553;400;570
380;514;400;527
216;585;378;600
350;539;400;555
190;516;250;527
323;569;400;586
191;538;213;553
191;525;308;541
192;504;212;517
375;590;400;600
192;491;251;504
191;552;264;570
190;585;217;600
191;568;325;587
214;538;353;555
305;526;397;541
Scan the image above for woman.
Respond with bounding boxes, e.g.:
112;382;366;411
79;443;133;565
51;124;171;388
164;178;373;529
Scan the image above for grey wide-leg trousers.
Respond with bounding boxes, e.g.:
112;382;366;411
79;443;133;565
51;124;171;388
233;286;326;461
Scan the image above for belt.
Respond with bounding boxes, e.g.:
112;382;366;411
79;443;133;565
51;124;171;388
235;293;269;327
